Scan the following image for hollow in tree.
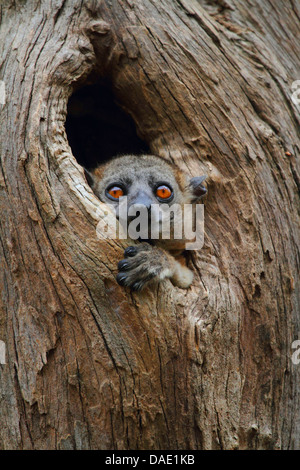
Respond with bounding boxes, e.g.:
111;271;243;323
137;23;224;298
0;0;299;450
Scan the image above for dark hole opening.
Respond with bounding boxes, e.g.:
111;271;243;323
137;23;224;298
65;80;150;169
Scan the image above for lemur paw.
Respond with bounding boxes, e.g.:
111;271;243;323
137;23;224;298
116;244;171;291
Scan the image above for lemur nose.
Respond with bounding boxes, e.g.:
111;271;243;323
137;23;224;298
129;192;153;210
127;192;153;224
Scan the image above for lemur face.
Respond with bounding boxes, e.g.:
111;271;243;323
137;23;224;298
84;154;207;290
94;155;182;207
85;154;206;236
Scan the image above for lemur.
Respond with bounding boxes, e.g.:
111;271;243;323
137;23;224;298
85;154;207;291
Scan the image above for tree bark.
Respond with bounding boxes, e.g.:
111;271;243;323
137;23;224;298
0;0;299;450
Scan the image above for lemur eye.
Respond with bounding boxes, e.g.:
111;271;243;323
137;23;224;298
155;185;173;200
106;186;124;200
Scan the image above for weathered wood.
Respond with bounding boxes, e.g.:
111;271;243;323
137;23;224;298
0;0;299;449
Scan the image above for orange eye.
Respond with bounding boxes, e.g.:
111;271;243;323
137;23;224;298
156;185;172;200
107;186;124;199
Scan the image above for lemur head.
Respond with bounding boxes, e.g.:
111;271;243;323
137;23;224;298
86;154;206;205
85;154;207;237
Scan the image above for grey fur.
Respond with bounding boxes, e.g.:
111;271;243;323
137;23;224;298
86;154;207;291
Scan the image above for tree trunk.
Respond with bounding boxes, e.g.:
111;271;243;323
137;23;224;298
0;0;299;450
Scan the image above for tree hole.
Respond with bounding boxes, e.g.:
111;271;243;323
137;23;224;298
65;80;150;169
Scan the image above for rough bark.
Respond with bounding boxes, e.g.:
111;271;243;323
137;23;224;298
0;0;299;450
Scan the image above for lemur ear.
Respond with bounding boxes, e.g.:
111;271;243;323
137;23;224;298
189;175;207;199
84;168;95;188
